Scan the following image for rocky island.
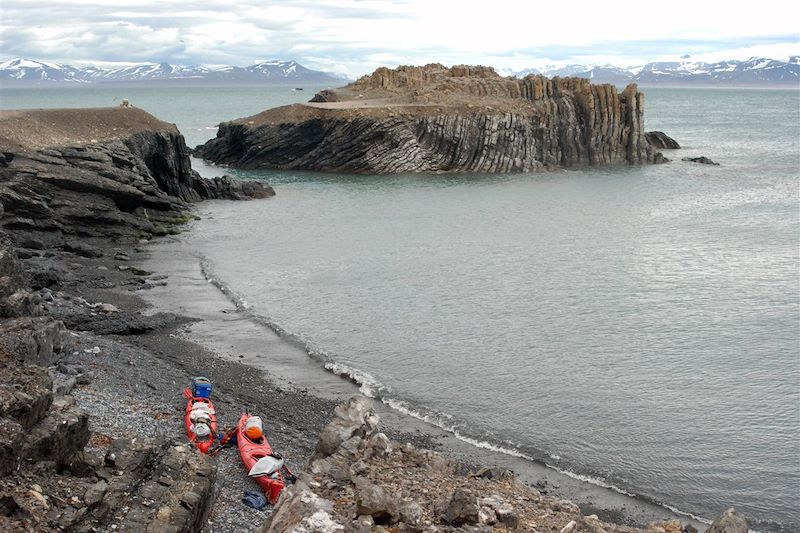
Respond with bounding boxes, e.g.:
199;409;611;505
196;64;668;173
0;105;748;533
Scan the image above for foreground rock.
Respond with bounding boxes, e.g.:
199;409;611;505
706;508;748;533
264;395;729;533
0;235;216;532
197;63;669;174
645;131;681;149
0;107;274;240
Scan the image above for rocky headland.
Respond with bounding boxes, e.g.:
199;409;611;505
0;107;274;242
196;64;672;174
0;106;748;532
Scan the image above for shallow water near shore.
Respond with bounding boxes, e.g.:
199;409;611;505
135;230;706;530
2;85;798;531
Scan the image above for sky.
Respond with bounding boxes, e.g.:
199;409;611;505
1;0;799;77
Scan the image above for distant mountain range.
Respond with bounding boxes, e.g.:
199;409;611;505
2;56;798;87
510;57;799;87
0;58;349;86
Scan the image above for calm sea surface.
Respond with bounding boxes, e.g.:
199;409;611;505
2;84;798;531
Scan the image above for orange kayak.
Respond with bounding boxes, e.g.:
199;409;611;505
236;413;290;504
183;388;218;453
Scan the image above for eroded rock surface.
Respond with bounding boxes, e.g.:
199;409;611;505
0;107;273;240
198;64;670;174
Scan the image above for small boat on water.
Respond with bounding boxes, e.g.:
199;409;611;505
183;377;217;454
236;413;293;504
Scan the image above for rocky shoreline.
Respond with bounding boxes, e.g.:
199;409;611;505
0;105;748;532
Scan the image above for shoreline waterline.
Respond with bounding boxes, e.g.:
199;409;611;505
137;209;709;531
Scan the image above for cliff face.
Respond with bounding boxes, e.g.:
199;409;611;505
0;108;274;240
197;64;666;174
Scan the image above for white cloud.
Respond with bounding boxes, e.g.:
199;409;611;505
1;0;798;76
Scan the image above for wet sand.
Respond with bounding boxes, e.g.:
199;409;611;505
137;203;708;531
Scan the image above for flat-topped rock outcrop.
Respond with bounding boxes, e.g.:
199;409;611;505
197;63;669;174
0;107;274;240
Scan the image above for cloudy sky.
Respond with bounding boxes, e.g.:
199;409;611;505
1;0;798;76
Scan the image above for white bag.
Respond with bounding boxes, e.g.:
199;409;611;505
192;422;211;438
248;455;284;477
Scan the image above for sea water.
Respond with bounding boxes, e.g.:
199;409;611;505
2;84;798;531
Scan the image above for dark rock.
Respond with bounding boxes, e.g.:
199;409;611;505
194;174;276;200
0;358;53;433
0;418;24;477
83;480;108;507
309;89;339;103
62;242;103;258
645;131;681;149
443;488;480;526
0;316;69;366
0;233;39;318
14;248;39;259
18;238;45;250
63;451;99;477
706;508;748;533
129;266;151;276
26;267;64;290
682;156;720;165
0;108;276;242
51;373;77;397
20;397;90;465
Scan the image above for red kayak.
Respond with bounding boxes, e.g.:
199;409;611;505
236;413;292;504
183;388;218;453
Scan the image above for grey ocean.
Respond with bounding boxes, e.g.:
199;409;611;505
2;85;798;531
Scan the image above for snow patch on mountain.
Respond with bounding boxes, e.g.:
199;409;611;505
510;56;799;86
0;58;348;85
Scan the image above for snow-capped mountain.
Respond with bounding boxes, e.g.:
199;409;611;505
519;64;633;85
0;58;348;85
0;58;86;83
510;57;799;86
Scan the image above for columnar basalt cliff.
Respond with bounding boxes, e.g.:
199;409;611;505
0;107;274;240
197;64;669;174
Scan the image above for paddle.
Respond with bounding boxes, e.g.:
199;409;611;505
208;427;238;456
